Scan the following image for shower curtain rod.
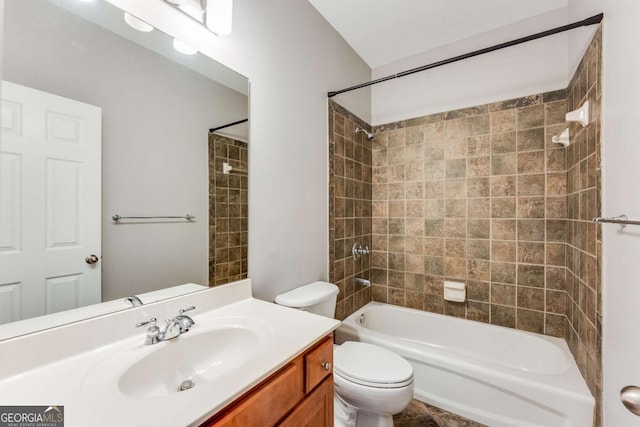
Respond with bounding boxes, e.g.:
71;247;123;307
327;13;603;98
209;118;248;133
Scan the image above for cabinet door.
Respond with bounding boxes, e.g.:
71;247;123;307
305;337;333;393
279;376;333;427
205;358;304;427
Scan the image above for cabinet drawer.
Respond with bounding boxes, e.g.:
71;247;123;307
304;336;333;393
208;358;304;427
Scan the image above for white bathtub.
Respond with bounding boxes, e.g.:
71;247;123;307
335;302;594;427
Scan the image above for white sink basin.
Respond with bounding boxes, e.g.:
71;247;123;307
119;327;260;399
83;316;273;400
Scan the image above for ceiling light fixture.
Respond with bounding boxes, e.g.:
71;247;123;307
206;0;233;35
172;38;198;55
163;0;233;36
124;12;154;33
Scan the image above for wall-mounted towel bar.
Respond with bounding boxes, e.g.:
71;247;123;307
592;215;640;227
112;214;195;222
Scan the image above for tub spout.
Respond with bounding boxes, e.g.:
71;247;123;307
355;278;371;288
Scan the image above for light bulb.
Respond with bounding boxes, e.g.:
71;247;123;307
172;39;198;55
206;0;233;35
124;12;154;33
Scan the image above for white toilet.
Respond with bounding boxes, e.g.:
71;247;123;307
275;281;414;427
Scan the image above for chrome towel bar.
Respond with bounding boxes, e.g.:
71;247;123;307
592;215;640;227
112;214;195;222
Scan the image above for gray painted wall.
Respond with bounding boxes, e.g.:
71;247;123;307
110;0;372;303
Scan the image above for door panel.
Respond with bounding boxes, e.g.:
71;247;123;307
46;158;80;248
0;283;21;324
0;81;102;323
45;274;82;314
0;152;22;253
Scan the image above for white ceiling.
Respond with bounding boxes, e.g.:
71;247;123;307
308;0;569;69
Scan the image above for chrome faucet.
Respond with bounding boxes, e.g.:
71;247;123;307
135;306;196;345
352;242;370;260
174;306;196;331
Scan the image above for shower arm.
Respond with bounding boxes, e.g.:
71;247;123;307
355;127;374;140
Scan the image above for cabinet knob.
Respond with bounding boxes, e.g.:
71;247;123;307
320;362;331;371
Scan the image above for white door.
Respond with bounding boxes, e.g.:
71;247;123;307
0;81;101;324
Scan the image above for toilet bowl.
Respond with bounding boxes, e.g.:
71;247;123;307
333;341;414;427
275;282;414;427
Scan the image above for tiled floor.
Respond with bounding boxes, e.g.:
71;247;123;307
393;399;487;427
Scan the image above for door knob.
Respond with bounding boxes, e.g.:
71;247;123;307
621;386;640;416
85;254;99;265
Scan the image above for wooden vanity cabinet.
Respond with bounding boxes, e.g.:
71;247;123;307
201;335;334;427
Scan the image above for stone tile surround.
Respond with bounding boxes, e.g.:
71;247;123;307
208;134;248;286
564;26;602;426
369;89;568;337
328;26;603;427
329;101;373;319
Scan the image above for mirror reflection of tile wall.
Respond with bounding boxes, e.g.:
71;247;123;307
209;134;249;285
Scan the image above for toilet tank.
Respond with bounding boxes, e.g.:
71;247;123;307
274;281;339;318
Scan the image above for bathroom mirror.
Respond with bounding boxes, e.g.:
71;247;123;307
0;0;249;340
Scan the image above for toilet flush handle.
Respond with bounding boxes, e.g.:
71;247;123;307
321;362;332;371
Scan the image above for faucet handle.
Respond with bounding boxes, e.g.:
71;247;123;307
178;306;196;315
135;318;157;328
136;318;160;345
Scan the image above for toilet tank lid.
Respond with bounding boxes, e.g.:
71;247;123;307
275;281;339;308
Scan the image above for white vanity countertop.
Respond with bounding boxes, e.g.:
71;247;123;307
0;281;340;427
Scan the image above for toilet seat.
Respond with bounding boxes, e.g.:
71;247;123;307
334;341;413;389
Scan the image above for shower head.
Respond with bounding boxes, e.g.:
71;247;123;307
355;127;374;141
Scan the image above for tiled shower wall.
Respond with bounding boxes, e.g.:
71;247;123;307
328;27;602;426
328;101;372;320
565;27;602;425
208;134;248;286
369;91;569;336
